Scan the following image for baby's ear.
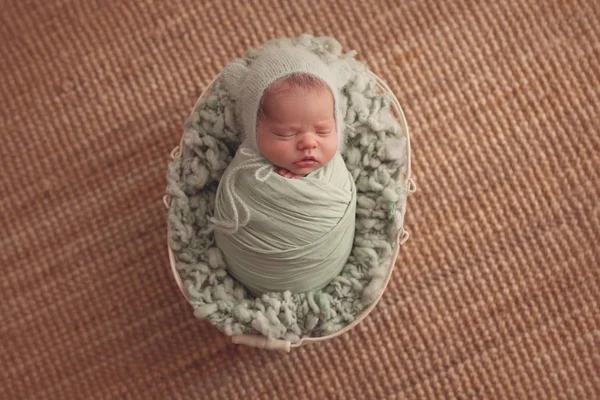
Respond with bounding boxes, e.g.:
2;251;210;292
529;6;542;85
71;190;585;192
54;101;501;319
330;59;352;89
221;59;248;99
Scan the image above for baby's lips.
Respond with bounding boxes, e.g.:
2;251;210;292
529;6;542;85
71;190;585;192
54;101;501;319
295;156;317;163
293;160;317;168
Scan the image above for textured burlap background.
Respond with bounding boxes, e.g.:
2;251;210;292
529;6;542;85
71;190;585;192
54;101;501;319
2;0;599;398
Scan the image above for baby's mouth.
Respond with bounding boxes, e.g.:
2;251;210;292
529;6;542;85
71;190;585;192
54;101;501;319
294;156;317;166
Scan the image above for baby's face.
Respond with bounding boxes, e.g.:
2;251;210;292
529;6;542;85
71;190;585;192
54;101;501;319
257;85;338;176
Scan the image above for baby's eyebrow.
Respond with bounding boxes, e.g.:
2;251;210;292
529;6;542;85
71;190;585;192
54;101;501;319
314;120;334;128
267;120;334;130
269;122;298;129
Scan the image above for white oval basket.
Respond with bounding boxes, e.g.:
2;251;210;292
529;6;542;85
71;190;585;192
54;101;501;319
164;71;414;352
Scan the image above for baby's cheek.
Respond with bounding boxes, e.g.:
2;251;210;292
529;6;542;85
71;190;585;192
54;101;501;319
257;135;275;154
322;135;339;156
260;139;289;165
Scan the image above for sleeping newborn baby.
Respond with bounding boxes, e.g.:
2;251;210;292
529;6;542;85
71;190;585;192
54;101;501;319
258;73;337;179
211;44;356;294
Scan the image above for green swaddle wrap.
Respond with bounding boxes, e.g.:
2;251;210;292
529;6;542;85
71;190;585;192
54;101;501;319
213;139;356;294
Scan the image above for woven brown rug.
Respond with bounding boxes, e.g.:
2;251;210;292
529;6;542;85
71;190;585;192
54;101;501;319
2;0;599;398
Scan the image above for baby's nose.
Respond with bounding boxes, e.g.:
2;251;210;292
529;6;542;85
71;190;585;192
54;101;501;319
298;134;317;150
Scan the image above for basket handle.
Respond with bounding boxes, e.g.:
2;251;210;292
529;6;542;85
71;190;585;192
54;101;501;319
231;335;291;352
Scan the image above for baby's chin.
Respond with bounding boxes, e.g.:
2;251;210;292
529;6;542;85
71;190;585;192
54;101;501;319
289;165;320;176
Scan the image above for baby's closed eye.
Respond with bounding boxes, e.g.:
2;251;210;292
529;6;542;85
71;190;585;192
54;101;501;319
273;132;296;138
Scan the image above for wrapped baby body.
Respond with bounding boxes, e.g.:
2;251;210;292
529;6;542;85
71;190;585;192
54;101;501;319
213;141;356;294
210;43;357;294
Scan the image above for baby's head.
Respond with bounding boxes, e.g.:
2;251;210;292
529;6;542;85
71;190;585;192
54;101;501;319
256;74;337;175
221;44;350;174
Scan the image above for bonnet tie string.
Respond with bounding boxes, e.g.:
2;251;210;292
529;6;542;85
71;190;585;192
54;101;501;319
208;148;273;234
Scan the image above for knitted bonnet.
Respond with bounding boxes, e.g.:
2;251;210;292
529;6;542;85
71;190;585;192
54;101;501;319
221;44;351;151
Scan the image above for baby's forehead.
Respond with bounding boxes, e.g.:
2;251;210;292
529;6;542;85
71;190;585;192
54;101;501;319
256;74;336;121
262;84;332;103
259;86;334;121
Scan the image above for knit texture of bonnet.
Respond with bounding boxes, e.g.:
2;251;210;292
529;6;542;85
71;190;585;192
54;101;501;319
221;44;351;151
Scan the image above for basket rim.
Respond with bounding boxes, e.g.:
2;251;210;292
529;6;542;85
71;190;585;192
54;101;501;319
164;70;414;351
